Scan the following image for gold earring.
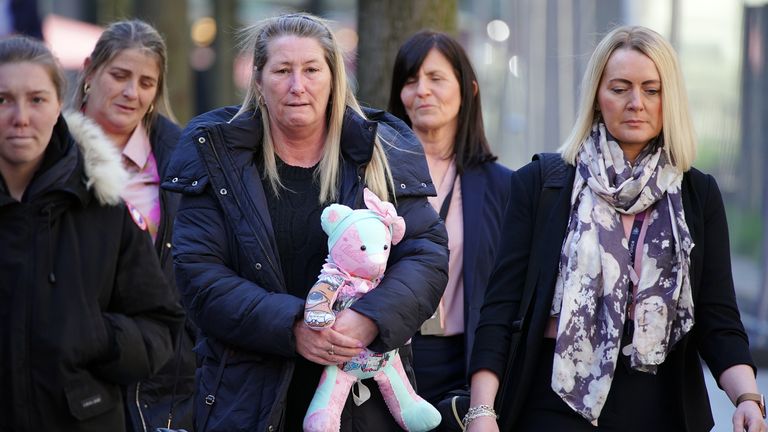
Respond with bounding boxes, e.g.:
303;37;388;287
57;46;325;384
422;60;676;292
147;103;155;114
257;94;265;106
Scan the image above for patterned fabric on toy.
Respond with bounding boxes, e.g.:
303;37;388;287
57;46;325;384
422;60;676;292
303;189;442;432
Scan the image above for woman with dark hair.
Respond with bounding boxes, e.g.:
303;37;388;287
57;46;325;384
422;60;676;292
388;30;513;407
72;19;195;431
0;35;183;432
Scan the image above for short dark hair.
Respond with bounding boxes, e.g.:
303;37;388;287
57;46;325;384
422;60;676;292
388;30;496;173
0;35;65;100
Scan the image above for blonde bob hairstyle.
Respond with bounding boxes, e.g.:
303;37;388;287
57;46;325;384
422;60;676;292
559;25;696;171
235;13;394;204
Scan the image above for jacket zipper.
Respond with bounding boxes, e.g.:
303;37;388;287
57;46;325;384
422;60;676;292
204;129;281;280
136;381;148;432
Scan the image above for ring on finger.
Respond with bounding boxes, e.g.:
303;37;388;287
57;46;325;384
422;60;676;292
327;344;335;356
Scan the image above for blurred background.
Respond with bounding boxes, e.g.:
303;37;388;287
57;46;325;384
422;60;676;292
5;0;768;362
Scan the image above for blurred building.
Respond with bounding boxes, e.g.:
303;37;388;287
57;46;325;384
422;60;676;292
40;0;768;354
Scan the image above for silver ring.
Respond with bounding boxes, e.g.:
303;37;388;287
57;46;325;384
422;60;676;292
328;344;334;356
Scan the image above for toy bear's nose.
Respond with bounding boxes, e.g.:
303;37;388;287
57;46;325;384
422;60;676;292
368;252;387;265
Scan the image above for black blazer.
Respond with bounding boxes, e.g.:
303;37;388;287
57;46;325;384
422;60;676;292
461;162;513;371
470;158;755;432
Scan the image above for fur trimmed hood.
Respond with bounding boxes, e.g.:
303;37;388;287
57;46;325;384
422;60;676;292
63;111;128;205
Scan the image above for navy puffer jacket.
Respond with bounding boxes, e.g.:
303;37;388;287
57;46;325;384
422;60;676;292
162;106;449;432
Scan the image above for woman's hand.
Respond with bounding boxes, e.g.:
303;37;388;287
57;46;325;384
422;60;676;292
466;415;499;432
733;402;767;432
293;318;363;365
332;308;379;347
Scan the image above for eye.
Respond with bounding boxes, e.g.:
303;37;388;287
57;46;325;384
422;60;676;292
360;245;367;251
610;87;627;94
383;245;388;250
31;96;46;104
0;96;7;104
645;88;660;95
110;72;128;81
404;77;417;85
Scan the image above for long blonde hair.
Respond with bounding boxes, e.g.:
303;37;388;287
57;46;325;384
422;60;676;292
235;13;393;203
559;25;696;171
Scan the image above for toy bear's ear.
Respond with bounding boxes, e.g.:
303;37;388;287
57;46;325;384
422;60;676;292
321;204;353;236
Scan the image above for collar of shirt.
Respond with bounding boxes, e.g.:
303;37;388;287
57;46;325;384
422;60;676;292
122;122;152;169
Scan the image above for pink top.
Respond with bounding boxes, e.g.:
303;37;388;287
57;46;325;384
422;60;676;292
427;160;464;336
545;209;651;338
121;124;161;241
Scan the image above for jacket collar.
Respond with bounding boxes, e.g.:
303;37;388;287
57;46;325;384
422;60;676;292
1;113;127;207
63;111;128;206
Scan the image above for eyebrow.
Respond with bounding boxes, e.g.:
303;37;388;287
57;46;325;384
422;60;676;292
109;66;158;83
0;89;54;95
607;78;661;85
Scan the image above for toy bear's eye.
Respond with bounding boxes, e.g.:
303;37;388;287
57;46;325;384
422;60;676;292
383;245;388;250
360;245;367;251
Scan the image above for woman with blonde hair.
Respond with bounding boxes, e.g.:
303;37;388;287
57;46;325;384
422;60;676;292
466;25;766;432
72;19;195;431
164;12;448;431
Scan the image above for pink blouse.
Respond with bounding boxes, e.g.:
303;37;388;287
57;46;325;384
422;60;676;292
121;124;161;241
426;160;464;336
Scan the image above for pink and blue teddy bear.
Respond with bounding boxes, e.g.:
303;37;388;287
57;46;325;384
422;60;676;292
302;188;442;432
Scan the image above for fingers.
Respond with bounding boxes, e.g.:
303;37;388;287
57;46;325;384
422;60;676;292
733;404;767;432
293;319;362;365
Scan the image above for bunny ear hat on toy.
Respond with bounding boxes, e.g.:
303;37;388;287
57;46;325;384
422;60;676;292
321;189;405;246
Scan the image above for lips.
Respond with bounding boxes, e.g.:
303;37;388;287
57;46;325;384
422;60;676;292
114;103;137;112
624;119;645;125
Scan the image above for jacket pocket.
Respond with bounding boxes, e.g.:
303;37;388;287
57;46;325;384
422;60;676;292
64;375;120;420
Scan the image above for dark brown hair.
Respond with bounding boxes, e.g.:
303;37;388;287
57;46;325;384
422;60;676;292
388;30;496;173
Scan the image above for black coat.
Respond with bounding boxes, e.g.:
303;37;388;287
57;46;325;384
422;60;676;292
470;158;755;432
0;114;185;432
163;106;449;431
124;115;197;432
460;162;513;371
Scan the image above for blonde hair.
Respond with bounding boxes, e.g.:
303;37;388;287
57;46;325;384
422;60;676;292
559;25;696;171
73;19;176;133
235;13;393;203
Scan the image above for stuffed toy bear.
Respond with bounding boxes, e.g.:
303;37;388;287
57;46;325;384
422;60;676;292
302;189;442;432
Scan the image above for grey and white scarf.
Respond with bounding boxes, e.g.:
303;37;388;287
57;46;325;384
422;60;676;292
550;122;694;425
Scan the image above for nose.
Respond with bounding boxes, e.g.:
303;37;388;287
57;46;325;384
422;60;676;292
415;78;430;96
122;80;138;99
627;88;643;111
12;102;30;127
290;71;305;94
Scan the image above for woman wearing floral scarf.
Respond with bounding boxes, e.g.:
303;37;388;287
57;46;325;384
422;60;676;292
465;25;766;432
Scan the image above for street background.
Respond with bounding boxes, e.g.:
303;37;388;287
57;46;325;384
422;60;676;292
5;0;768;428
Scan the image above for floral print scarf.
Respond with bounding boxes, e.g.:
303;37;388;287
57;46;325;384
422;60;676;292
550;122;694;425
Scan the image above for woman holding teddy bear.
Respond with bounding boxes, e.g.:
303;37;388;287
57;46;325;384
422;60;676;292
163;12;449;432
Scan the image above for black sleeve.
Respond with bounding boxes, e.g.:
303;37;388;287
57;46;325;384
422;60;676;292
692;174;755;380
469;163;538;378
93;206;185;385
